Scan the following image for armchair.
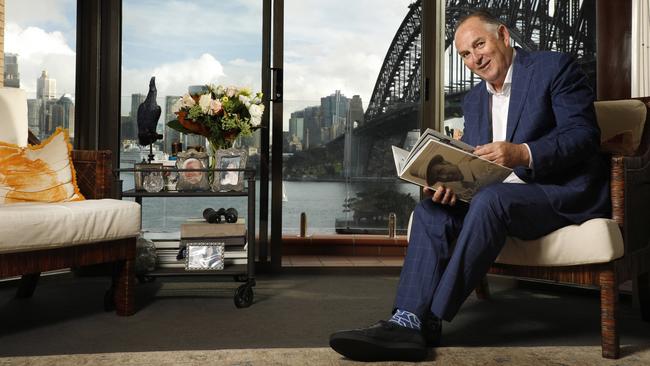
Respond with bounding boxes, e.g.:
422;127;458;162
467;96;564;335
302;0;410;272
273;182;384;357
0;88;141;316
407;98;650;359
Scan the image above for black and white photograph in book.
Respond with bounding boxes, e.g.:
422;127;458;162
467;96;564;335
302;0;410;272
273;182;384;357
212;148;248;192
392;132;512;202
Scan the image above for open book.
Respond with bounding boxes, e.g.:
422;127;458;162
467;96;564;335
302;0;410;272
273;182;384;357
392;128;512;202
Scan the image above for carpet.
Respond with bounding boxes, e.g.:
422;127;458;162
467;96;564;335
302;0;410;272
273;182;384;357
2;346;650;365
2;271;650;363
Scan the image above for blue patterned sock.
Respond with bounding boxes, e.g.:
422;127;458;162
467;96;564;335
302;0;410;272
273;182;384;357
389;309;421;330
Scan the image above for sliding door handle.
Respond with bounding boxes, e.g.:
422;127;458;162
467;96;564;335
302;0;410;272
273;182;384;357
271;67;283;102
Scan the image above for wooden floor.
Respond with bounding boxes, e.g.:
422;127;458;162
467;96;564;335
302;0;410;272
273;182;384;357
282;255;404;267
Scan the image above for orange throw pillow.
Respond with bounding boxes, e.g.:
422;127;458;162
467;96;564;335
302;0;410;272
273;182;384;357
0;128;84;204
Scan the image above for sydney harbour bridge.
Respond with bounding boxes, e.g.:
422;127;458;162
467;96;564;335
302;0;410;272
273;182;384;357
284;0;596;179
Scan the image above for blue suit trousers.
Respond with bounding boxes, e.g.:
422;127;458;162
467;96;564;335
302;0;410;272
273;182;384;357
394;183;573;321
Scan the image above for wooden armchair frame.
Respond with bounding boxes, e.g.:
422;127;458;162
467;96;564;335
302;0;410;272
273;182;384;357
478;99;650;359
0;136;136;316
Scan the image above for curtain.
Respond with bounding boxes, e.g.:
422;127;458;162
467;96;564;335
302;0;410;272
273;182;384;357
632;0;650;98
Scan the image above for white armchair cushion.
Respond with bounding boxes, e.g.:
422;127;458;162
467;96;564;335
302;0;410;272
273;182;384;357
0;88;28;147
495;219;624;266
0;199;141;254
407;214;624;266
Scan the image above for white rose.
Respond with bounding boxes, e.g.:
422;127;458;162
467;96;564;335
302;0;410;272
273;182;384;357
248;104;264;127
239;94;251;108
226;86;237;97
198;94;212;113
181;94;195;108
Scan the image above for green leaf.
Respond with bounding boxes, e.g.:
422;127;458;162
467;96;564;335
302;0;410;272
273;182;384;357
166;119;193;134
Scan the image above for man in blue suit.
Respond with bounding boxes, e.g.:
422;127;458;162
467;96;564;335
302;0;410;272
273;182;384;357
330;9;609;362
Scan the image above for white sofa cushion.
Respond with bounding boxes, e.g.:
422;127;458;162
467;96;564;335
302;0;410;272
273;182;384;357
0;88;28;147
0;199;141;254
407;214;624;266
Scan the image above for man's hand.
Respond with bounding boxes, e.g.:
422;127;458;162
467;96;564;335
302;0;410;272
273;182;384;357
424;186;457;206
474;141;530;168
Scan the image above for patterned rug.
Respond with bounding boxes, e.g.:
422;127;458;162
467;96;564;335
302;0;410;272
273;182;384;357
2;346;649;366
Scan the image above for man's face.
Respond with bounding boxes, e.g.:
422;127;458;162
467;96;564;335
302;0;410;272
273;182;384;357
182;158;202;184
454;16;513;91
431;162;464;183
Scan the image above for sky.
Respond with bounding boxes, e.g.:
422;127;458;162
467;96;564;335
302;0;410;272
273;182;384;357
5;0;414;129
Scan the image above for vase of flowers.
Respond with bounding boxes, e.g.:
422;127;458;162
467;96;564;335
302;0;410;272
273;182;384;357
167;84;265;169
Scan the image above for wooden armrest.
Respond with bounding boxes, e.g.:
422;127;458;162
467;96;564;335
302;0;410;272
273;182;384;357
71;150;112;199
610;154;624;228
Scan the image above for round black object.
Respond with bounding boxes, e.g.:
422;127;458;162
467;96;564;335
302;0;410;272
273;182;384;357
203;208;221;223
216;207;238;223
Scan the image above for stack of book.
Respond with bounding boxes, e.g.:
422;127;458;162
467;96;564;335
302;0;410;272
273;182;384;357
152;218;247;269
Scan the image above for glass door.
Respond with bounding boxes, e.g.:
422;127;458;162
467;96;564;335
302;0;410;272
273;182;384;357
276;0;422;242
120;0;264;256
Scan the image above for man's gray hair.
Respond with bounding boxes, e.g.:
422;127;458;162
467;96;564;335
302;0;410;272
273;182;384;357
454;9;504;37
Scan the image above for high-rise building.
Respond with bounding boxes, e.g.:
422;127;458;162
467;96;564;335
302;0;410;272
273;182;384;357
289;110;305;143
287;91;360;151
27;99;42;137
52;94;75;137
130;93;146;118
126;93;146;143
121;116;137;141
320;90;349;142
164;95;181;154
39;99;57;138
37;70;56;100
349;95;364;126
303;106;321;149
4;53;20;88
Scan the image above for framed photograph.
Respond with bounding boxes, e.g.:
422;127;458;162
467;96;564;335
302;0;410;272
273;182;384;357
176;149;210;191
212;148;248;192
185;242;225;271
134;163;163;192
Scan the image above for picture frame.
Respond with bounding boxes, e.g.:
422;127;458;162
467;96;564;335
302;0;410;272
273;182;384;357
176;149;210;191
212;148;248;192
185;242;225;271
134;162;163;192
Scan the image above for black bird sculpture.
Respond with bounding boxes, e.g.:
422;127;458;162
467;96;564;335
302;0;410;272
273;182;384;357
137;77;163;161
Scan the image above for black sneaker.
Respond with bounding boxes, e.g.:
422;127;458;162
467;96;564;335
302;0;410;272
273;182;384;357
329;320;427;362
422;315;442;347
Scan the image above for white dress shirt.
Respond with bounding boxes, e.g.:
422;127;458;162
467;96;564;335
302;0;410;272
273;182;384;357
485;49;529;184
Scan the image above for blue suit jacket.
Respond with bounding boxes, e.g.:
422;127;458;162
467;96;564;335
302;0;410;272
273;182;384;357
460;48;610;223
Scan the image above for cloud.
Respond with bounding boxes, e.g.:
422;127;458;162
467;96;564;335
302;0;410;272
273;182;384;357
4;23;76;98
122;54;225;97
122;0;262;67
121;54;262;115
5;0;73;29
283;0;414;107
